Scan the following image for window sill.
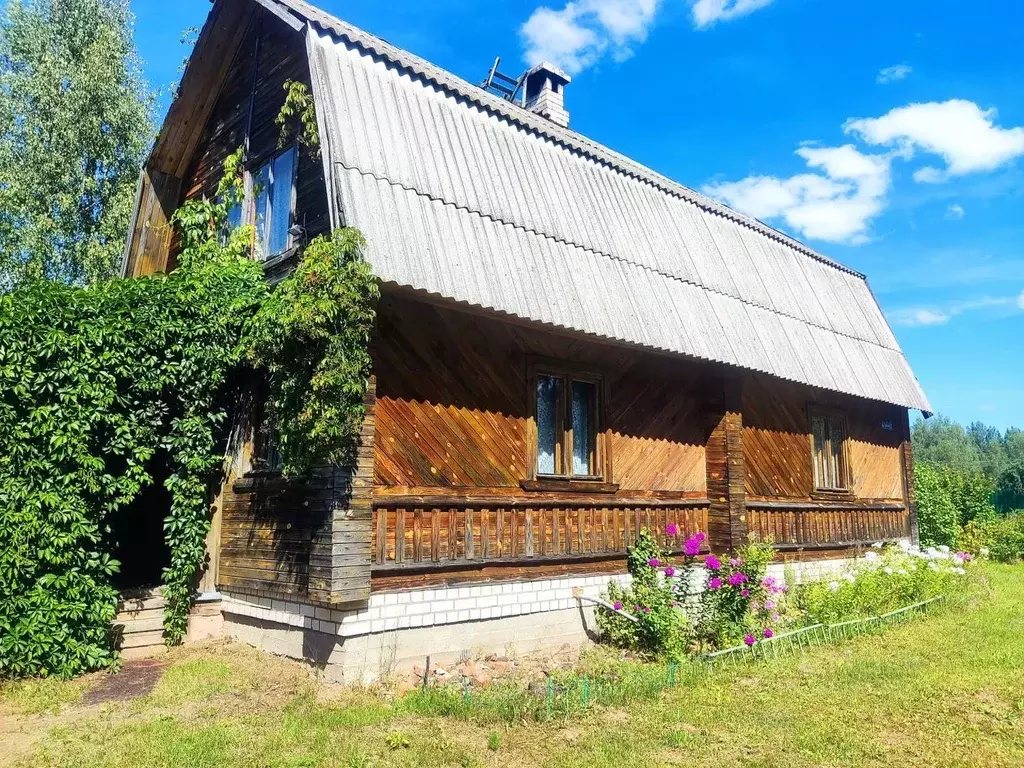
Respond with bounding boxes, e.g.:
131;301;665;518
520;478;620;494
811;489;854;502
260;247;300;274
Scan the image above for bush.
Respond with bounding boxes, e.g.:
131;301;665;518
797;544;974;624
915;462;962;547
959;513;1024;563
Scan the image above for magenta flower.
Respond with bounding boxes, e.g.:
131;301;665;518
695;532;706;543
643;606;652;615
683;538;701;557
763;628;774;639
744;634;756;647
740;589;750;598
648;557;661;568
708;577;723;590
727;572;748;586
613;601;623;611
665;522;679;537
705;555;722;571
664;566;676;577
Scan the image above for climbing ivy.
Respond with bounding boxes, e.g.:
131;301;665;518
276;79;320;156
0;138;377;676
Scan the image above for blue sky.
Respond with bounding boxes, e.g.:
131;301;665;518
132;0;1024;430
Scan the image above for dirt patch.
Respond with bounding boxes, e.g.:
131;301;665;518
83;659;168;705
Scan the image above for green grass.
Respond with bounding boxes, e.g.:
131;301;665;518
5;564;1024;767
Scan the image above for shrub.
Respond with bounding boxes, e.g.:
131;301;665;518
915;462;961;547
959;513;1024;563
797;543;974;624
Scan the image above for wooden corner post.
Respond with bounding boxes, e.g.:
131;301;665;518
706;374;747;553
899;409;919;545
308;375;376;605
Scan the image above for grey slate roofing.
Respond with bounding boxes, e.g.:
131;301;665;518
277;0;931;413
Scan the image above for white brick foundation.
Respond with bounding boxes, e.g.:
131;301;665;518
221;557;854;683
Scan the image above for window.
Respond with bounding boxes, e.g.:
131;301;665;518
810;408;849;491
532;367;602;480
251;146;296;261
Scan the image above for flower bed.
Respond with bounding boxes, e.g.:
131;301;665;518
597;529;976;660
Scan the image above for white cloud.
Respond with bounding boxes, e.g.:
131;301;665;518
520;0;660;74
845;100;1024;183
877;64;912;84
703;144;892;243
946;203;965;219
889;295;1021;327
691;0;776;27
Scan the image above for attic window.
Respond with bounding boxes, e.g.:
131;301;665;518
252;146;297;260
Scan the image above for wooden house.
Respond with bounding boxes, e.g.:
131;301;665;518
122;0;932;680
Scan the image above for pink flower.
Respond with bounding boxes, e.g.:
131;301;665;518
705;555;722;571
727;572;748;586
613;601;623;611
665;522;679;537
708;577;723;590
740;589;750;598
744;634;756;647
648;557;661;568
771;613;780;622
683;538;701;556
730;557;744;567
764;600;776;611
664;566;676;577
763;628;774;639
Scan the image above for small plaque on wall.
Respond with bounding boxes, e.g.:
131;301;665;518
881;421;894;431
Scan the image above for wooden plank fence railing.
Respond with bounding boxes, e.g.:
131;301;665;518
746;501;909;550
371;497;710;570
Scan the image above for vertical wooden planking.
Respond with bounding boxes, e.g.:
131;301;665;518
525;508;534;558
413;509;423;563
465;508;475;560
376;508;387;564
395;508;405;564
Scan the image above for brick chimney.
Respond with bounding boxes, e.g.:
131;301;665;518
523;62;571;128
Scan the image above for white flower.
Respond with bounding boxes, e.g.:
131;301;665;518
884;567;894;575
828;581;840;592
898;540;912;552
938;545;950;554
864;551;879;562
843;571;857;583
872;541;884;549
980;547;990;557
953;566;966;575
928;562;939;572
897;569;909;576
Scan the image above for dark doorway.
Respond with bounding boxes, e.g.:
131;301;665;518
107;456;173;591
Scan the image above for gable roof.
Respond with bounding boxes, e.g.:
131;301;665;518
251;0;932;413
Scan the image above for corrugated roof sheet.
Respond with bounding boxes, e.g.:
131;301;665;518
279;0;931;413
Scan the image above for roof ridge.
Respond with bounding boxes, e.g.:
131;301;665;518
277;0;867;280
335;161;899;354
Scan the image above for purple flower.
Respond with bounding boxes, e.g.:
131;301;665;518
744;634;756;647
613;601;623;611
727;572;748;587
708;577;723;590
648;557;661;568
764;600;776;611
770;613;780;622
665;522;679;537
763;628;774;639
705;555;722;571
634;604;644;613
694;532;706;543
740;589;750;598
683;539;701;557
730;557;744;567
664;566;676;577
642;606;652;615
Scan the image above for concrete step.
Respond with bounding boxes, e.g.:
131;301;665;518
119;629;167;650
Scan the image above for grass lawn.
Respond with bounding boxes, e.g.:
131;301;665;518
3;563;1024;767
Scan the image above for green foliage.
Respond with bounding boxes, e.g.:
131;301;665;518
915;460;996;548
0;140;377;677
959;514;1024;563
0;228;266;677
385;731;411;750
598;529;692;661
695;537;782;649
0;0;153;288
276;79;319;156
486;732;501;751
995;461;1024;513
246;230;378;475
797;545;972;624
